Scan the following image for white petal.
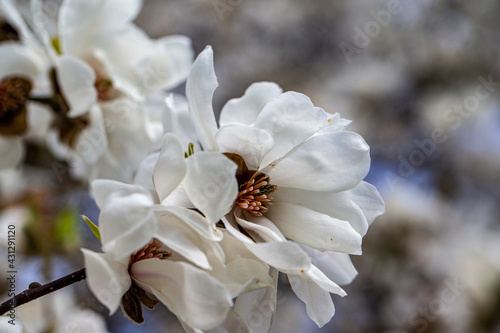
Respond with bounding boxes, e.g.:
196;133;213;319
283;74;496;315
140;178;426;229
73;105;107;164
300;245;358;286
221;214;255;244
55;55;97;118
162;206;222;241
265;131;370;192
215;257;273;297
345;181;385;225
288;273;335;328
266;202;362;254
215;125;274;170
81;249;131;314
59;0;142;56
91;181;157;257
254;92;327;168
134;152;160;192
136;35;193;93
0;42;44;79
186;46;219;151
273;186;369;236
153;134;187;202
91;179;152;209
154;213;211;269
0;316;23;332
0;137;24;170
184;152;238;224
244;241;311;274
235;211;285;242
234;268;279;333
219;82;283;127
305;265;346;296
131;259;233;330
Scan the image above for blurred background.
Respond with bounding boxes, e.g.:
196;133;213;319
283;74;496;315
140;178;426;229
2;0;500;332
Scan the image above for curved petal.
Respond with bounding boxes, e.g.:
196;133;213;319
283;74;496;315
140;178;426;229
154;213;211;270
185;46;219;151
244;241;311;274
266;202;362;254
153;133;187;202
273;186;369;236
219;82;282;127
184;152;238;224
345;181;385;225
0;42;44;78
305;265;346;296
131;259;233;330
162;206;222;241
215;124;274;170
135;35;193;93
59;0;143;56
81;249;131;315
235;211;285;242
265;131;370;192
134;152;160;192
299;245;358;286
55;55;97;118
254;92;327;168
91;179;153;209
288;273;335;328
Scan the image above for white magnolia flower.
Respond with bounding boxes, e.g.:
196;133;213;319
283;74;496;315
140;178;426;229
83;179;234;330
168;46;385;327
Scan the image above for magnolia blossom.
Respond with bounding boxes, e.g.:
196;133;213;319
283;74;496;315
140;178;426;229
83;136;276;331
0;0;193;182
157;46;385;327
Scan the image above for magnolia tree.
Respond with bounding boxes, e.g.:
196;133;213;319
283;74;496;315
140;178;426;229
0;0;384;332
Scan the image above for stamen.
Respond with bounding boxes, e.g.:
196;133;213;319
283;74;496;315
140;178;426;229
236;171;277;216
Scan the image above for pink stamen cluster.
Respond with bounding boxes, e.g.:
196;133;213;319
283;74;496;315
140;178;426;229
129;239;171;265
236;173;276;216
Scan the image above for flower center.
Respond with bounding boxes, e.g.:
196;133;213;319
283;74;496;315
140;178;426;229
236;172;277;216
129;239;171;266
0;77;32;136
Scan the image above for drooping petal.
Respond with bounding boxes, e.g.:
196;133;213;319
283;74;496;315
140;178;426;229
131;259;233;330
81;249;131;315
273;186;369;236
154;213;211;270
153;133;187;202
264;131;370;192
91;179;153;209
244;241;311;274
254;92;327;168
183;152;238;224
305;265;346;296
160;206;222;241
288;273;335;328
299;245;358;286
185;46;219;151
345;181;385;225
234;268;279;333
219;82;283;127
216;124;274;170
55;55;97;118
235;211;285;243
266;202;362;254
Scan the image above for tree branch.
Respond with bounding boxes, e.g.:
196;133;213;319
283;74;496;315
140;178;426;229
0;268;86;316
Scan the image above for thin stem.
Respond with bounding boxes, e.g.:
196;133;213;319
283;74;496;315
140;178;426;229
0;268;86;316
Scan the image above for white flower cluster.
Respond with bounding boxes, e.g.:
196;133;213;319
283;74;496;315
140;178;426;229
0;0;384;332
